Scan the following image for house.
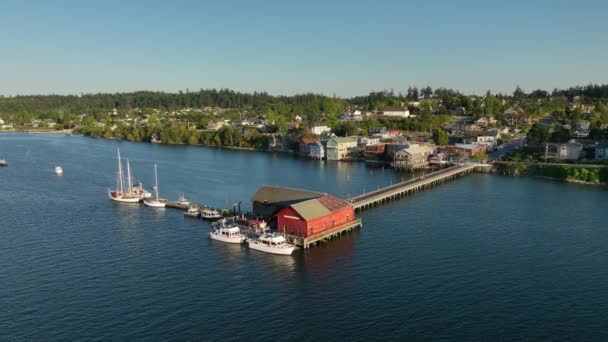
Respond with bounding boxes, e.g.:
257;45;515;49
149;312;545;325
463;130;500;148
326;136;360;160
207;120;228;130
368;126;388;135
382;106;410;118
358;136;381;147
310;125;331;135
252;185;327;225
276;194;355;239
299;137;320;155
503;107;531;127
455;106;467;115
387;129;402;137
429;152;448;166
595;141;608;161
363;143;386;161
392;144;436;170
286;121;300;130
476;116;497;128
548;141;583;161
573;120;590;138
309;141;325;160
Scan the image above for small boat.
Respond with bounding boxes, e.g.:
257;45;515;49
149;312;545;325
108;148;140;203
54;166;63;175
0;159;7;167
143;163;166;208
247;233;296;255
132;182;152;200
184;206;200;218
177;193;190;206
209;222;246;244
200;207;221;221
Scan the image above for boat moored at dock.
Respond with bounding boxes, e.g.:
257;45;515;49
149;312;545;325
247;233;296;255
209;221;247;244
108;148;146;203
183;206;200;218
143;163;166;208
200;207;221;221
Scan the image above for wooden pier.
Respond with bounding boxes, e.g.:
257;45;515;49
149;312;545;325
284;219;362;249
348;164;478;211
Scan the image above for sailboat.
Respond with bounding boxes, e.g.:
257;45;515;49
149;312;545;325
108;148;140;203
143;163;166;208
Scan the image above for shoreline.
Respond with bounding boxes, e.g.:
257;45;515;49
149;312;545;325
0;128;74;134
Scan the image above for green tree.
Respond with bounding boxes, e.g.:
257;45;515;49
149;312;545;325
433;129;449;145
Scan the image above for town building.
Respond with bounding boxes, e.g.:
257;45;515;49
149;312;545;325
503;107;532;127
363;143;386;162
276;194;355;239
442;143;488;158
381;106;410;118
392;144;436;170
299;137;320;155
252;185;326;225
326;136;360;160
358;136;381;147
368;126;388;135
548;141;583;161
475;116;497;128
309;141;325;160
385;142;411;160
595;141;608;161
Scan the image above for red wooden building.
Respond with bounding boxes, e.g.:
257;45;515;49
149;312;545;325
276;194;355;238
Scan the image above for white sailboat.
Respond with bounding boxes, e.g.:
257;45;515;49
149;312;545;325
143;163;166;208
108;148;140;203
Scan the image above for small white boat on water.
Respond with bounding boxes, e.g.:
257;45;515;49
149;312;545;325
177;193;190;206
143;163;166;208
209;222;246;244
0;158;7;167
54;166;63;175
247;233;296;255
200;207;221;221
184;206;199;218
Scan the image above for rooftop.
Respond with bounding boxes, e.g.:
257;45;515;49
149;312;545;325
253;185;326;207
290;195;351;221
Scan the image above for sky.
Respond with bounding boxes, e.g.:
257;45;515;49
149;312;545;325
0;0;607;97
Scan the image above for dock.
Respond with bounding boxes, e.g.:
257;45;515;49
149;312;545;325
348;164;479;211
284;219;362;248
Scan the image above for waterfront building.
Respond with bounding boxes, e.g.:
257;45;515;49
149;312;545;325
392;143;436;170
299;137;320;155
443;143;488;158
358;136;381;147
547;141;583;161
326;136;360;160
276;194;355;238
252;185;326;227
385;142;411;160
595;141;608;161
309;141;325;160
363;143;386;162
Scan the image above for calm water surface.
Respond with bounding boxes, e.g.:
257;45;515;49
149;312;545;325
1;133;607;341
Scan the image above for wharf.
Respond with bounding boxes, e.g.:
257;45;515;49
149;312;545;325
348;164;480;211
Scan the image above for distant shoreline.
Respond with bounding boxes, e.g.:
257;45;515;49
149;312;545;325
0;128;74;134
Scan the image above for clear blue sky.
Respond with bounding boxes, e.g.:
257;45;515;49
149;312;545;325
1;0;607;97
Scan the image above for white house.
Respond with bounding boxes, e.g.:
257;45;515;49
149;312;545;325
310;125;331;135
463;130;500;148
358;136;381;147
382;106;410;118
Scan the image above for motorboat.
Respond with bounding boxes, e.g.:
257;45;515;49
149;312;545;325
54;166;63;175
209;222;246;244
108;148;140;203
184;206;200;218
0;158;7;167
143;163;166;208
247;233;295;255
200;207;221;221
177;193;190;206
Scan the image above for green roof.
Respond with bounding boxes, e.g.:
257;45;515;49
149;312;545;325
291;199;332;221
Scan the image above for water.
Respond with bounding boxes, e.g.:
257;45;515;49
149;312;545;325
1;133;607;341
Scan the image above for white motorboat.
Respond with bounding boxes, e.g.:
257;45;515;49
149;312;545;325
132;183;152;200
0;158;7;167
184;206;199;218
247;233;296;255
54;166;63;175
200;207;221;221
108;148;141;203
177;193;190;206
209;223;246;244
143;163;166;208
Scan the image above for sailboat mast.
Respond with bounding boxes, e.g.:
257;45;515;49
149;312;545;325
126;159;133;193
117;148;124;193
154;163;159;200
